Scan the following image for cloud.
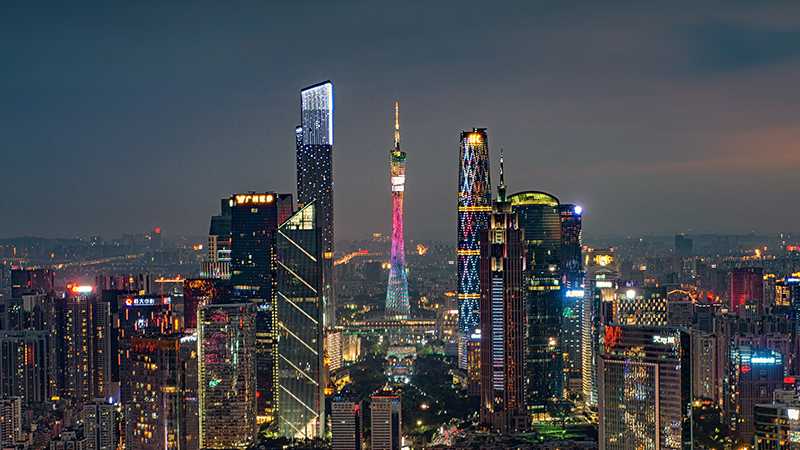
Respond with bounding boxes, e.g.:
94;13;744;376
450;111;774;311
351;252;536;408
679;18;800;72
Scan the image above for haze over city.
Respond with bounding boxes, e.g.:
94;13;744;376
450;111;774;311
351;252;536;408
3;1;800;241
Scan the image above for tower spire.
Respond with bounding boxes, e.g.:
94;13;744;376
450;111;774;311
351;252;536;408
498;149;507;202
394;102;400;151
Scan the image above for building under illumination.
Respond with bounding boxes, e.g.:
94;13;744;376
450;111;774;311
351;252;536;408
508;191;563;411
479;162;528;433
230;191;293;420
582;248;619;410
331;387;362;450
598;324;692;450
729;346;786;444
386;103;409;320
457;128;492;336
560;204;583;385
198;303;257;449
371;387;401;450
275;202;325;438
297;81;335;327
126;333;190;450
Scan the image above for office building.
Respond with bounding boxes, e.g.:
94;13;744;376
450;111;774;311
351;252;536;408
208;198;232;264
84;399;116;450
466;330;481;397
275;202;325;438
729;346;786;444
230;191;292;420
386;103;409;320
371;387;401;450
117;294;176;403
508;191;563;410
198;303;257;449
126;334;190;450
297;81;335;327
479;162;528;433
560;204;584;383
582;248;620;409
331;387;361;450
598;325;691;450
457;128;492;333
731;267;764;317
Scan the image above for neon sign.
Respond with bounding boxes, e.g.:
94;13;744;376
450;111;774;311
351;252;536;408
234;194;274;205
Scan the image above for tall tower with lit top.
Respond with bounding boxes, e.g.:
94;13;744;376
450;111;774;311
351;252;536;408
458;128;491;333
386;103;409;320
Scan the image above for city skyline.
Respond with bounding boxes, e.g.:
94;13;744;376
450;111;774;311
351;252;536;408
3;2;800;242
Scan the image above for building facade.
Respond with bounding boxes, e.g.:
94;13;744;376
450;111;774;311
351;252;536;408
560;204;584;386
598;325;692;450
371;387;401;450
275;202;325;438
457;128;491;333
582;248;620;409
331;387;361;450
297;81;335;327
508;191;563;410
230;191;292;420
198;303;257;449
479;170;528;433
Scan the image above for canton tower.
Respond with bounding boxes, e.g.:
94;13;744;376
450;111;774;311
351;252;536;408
386;103;410;320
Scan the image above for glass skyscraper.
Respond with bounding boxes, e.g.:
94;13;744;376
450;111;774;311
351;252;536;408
508;191;563;410
458;128;491;333
275;202;325;438
598;325;691;450
386;103;409;320
297;81;335;328
230;192;293;421
560;204;584;385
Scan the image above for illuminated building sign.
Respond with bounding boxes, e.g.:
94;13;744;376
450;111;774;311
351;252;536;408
233;194;274;205
751;356;777;365
124;296;171;307
596;281;613;288
565;289;584;298
789;409;800;421
71;285;93;294
652;335;676;345
593;255;614;266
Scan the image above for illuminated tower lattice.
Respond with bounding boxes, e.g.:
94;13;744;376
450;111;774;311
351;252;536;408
386;103;409;320
458;128;492;332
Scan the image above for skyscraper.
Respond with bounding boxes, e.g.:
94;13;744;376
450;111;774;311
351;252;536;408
386;103;409;320
458;128;492;333
331;387;362;450
479;158;528;433
560;204;584;388
198;303;257;449
371;387;402;450
508;191;563;410
598;325;692;450
582;248;620;410
275;202;325;438
125;334;189;450
229;192;292;420
297;81;334;327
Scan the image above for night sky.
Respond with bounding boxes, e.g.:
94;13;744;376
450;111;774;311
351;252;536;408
2;2;800;243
